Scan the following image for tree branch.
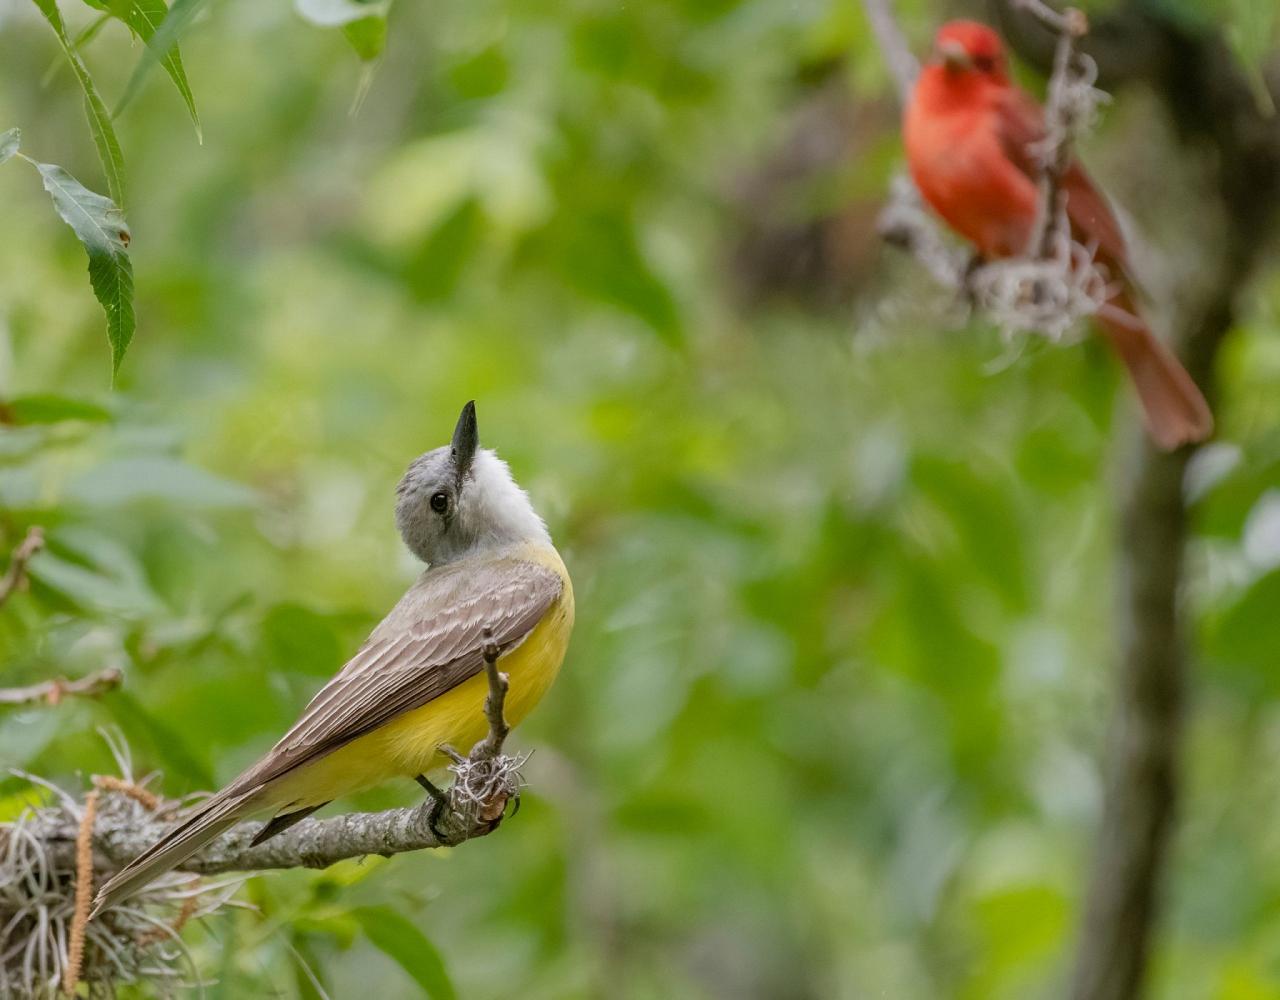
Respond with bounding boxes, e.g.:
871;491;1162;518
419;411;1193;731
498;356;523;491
0;668;124;707
0;526;44;609
36;638;523;876
1;639;529;991
1024;4;1090;258
860;0;918;102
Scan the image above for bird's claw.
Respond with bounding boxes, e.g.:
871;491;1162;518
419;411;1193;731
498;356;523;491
415;773;454;841
427;793;452;841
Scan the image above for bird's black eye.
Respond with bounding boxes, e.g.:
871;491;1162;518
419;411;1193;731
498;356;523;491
430;492;449;514
974;55;996;73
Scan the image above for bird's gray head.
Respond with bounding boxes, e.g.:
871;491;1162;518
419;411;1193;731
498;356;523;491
395;401;551;566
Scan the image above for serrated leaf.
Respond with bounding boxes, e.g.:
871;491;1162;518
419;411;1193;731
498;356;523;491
115;0;206;118
34;161;135;374
0;128;19;166
30;0;127;206
352;907;456;1000
100;0;202;139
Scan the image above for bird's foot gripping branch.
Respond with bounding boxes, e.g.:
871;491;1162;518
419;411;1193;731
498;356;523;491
0;636;528;996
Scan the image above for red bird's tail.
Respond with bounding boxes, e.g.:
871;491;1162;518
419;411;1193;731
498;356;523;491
1098;296;1213;451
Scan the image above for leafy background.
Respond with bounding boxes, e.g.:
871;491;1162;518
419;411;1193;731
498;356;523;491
2;0;1280;996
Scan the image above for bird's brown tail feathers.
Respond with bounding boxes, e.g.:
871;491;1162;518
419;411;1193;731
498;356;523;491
90;789;255;918
1099;298;1213;451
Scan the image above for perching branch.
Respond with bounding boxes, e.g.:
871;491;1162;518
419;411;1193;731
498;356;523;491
113;640;518;872
1024;4;1091;258
2;640;528;993
0;667;124;707
0;526;44;609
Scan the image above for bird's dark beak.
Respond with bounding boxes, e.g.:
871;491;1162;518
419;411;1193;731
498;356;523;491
938;40;973;71
451;400;479;477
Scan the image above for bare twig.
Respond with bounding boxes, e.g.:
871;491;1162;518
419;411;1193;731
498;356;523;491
1022;5;1095;258
877;175;970;289
0;526;44;609
439;630;526;826
0;667;124;707
1011;0;1080;35
860;0;919;102
474;628;510;759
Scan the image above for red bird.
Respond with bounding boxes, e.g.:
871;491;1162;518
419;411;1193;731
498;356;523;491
903;20;1213;450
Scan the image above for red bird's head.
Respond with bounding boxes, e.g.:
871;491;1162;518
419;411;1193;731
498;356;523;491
930;21;1009;84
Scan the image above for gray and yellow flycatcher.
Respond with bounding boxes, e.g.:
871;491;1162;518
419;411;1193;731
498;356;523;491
93;401;574;913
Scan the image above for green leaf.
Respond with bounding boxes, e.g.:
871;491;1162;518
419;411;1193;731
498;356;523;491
33;161;135;375
29;0;127;206
295;0;391;61
97;0;202;139
1206;570;1280;680
352;907;456;1000
3;393;112;424
556;210;682;343
0;128;19;166
115;0;207;119
342;15;387;60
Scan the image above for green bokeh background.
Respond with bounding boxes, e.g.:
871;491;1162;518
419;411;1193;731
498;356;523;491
2;0;1280;996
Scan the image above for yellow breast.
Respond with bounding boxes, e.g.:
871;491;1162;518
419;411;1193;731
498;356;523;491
270;544;574;810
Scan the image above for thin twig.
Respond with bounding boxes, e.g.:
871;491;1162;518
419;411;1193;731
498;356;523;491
860;0;919;102
0;527;44;610
0;668;124;708
1022;5;1092;257
1011;0;1079;34
474;628;510;760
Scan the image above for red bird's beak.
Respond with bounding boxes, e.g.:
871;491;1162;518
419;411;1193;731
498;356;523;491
936;39;973;71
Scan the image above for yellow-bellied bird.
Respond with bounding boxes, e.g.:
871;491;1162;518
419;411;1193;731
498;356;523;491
93;401;574;913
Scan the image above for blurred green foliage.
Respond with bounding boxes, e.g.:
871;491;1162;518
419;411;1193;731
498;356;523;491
2;0;1280;997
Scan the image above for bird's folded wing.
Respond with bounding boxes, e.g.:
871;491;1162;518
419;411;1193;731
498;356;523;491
993;88;1134;282
231;557;563;793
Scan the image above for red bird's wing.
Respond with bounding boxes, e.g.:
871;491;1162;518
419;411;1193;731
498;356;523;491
991;88;1046;180
992;88;1134;281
